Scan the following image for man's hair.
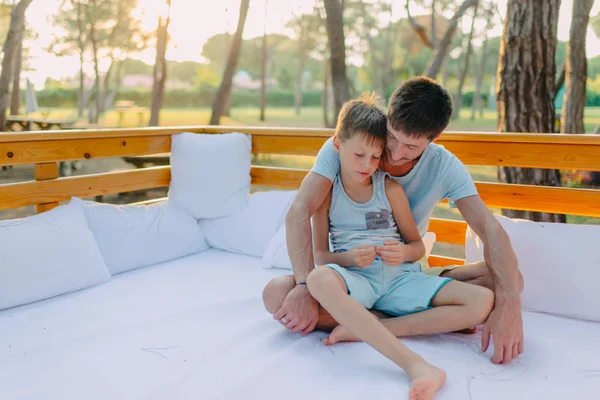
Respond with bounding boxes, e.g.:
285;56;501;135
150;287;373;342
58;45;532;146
336;92;387;146
388;76;453;140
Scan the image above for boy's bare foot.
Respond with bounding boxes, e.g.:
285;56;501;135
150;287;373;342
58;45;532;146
323;324;358;345
407;361;446;400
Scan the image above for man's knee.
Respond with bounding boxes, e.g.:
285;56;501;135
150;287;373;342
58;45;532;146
262;275;295;314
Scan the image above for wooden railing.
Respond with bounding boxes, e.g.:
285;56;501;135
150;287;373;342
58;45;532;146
1;126;600;267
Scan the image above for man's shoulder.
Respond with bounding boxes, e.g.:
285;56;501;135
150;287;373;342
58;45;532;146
423;143;464;169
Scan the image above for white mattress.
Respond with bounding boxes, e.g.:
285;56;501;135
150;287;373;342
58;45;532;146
1;249;599;400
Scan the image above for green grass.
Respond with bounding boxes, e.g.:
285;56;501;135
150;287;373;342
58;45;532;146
36;105;600;132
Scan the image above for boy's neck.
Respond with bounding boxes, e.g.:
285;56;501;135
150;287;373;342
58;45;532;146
339;170;373;197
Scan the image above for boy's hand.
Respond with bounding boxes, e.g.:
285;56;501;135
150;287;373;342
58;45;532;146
377;240;408;266
347;245;377;268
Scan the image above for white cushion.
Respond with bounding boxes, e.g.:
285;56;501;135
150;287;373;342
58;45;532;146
465;215;600;322
168;132;252;219
199;190;297;258
71;198;209;275
262;225;437;270
0;203;110;311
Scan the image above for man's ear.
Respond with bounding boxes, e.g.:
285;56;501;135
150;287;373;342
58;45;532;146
430;132;443;143
332;135;341;152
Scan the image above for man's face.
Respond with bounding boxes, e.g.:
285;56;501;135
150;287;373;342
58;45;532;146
384;121;438;167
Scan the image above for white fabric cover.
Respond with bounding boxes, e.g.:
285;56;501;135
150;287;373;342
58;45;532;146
168;132;252;219
1;250;598;400
71;198;209;275
465;215;600;322
0;203;110;311
199;190;296;257
262;225;437;270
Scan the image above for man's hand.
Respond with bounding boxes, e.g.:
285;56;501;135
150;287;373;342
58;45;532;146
482;296;524;364
376;240;408;266
273;284;319;335
347;245;377;267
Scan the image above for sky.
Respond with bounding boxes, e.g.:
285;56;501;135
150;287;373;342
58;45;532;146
21;0;600;89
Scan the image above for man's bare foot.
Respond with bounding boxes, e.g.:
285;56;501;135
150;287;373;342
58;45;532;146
323;324;360;345
407;361;446;400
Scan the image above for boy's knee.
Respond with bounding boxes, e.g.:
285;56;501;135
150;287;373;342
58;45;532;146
306;266;339;297
262;275;295;314
473;286;495;322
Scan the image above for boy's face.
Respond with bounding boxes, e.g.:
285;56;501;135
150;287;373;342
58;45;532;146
385;121;440;166
333;133;384;183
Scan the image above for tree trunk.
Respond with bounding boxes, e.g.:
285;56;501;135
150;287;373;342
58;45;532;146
406;0;434;49
322;58;331;128
10;25;23;115
430;0;437;48
0;0;32;131
496;0;565;223
210;0;250;125
471;33;488;120
441;53;450;86
323;0;350;122
77;0;85;118
86;1;101;124
259;2;268;122
472;7;494;121
561;0;594;134
424;0;478;78
149;0;171;127
453;4;478;119
294;24;305;115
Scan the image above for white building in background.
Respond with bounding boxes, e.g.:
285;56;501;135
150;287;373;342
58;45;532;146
232;70;277;90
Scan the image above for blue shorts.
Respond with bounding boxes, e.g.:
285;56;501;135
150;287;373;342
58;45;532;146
326;259;452;317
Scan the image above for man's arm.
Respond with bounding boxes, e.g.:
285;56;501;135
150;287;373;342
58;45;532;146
286;172;333;282
272;172;333;335
456;195;524;364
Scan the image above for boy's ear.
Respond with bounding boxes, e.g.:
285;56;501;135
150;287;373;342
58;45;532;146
332;135;341;152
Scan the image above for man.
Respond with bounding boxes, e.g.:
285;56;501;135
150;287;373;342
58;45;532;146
262;77;524;365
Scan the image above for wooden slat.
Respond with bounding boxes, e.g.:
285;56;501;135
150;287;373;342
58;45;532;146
130;197;168;206
252;135;327;156
428;218;467;245
250;166;308;188
439;140;600;171
0;166;170;210
428;255;465;267
476;181;600;217
0;135;171;166
35;162;59;213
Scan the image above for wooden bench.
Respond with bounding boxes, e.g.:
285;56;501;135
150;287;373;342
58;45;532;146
1;126;599;267
5;116;77;132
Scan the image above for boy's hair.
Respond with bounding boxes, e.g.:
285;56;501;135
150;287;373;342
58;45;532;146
335;92;387;146
387;76;453;140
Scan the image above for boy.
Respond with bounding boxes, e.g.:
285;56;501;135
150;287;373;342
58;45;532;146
305;94;494;400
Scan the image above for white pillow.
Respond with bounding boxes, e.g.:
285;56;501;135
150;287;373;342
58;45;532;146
262;224;437;270
71;198;209;275
0;203;110;311
199;190;297;258
465;215;600;322
168;132;252;219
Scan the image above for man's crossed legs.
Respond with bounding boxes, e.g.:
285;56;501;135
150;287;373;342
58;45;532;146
263;261;497;343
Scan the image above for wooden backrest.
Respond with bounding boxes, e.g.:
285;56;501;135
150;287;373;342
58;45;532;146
1;126;600;266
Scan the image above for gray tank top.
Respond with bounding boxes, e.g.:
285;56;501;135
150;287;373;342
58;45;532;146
329;169;403;253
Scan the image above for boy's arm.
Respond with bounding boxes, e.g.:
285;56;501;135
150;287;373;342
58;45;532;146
312;193;376;268
380;179;425;264
312;192;345;266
